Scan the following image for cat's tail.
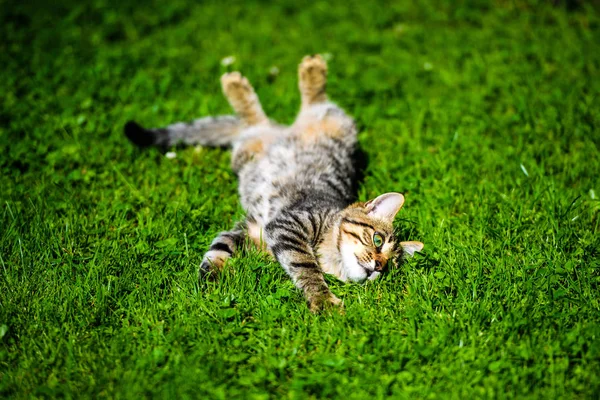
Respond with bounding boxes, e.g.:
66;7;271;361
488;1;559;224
124;115;243;148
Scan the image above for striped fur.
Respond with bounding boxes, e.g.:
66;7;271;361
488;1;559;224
125;55;423;312
125;116;243;148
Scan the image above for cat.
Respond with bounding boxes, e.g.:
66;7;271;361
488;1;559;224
125;55;424;312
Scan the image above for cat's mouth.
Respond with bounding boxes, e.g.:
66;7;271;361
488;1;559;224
362;266;381;281
341;246;381;282
356;257;379;281
367;270;381;281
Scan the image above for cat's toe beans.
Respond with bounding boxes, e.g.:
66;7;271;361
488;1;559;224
302;54;324;63
221;72;243;87
222;71;242;79
300;55;327;72
221;73;254;96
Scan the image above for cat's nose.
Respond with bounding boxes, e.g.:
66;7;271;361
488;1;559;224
374;260;383;271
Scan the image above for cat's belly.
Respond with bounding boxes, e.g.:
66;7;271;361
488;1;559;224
238;146;303;220
238;138;353;237
239;175;289;225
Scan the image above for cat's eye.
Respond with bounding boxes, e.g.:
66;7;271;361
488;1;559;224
373;232;384;248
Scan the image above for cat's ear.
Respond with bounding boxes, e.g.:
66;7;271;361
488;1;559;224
400;241;424;258
365;192;405;220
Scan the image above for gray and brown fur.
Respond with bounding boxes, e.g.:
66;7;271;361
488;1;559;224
125;55;423;312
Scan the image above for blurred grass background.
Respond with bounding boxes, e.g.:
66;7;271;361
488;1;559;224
1;0;599;398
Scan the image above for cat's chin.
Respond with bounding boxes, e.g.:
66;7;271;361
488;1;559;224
346;269;380;283
340;244;372;282
348;273;368;283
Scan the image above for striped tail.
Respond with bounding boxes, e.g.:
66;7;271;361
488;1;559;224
124;115;243;148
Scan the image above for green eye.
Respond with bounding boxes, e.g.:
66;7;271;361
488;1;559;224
373;232;384;248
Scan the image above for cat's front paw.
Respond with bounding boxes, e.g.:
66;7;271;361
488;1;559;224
307;292;343;313
198;259;219;283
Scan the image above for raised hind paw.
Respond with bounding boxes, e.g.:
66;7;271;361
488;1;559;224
298;55;328;107
221;72;267;126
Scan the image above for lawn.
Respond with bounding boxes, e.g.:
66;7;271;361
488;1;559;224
1;0;599;398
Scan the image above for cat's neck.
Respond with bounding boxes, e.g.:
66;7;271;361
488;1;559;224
316;212;346;281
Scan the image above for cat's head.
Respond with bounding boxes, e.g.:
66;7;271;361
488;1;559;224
334;192;423;282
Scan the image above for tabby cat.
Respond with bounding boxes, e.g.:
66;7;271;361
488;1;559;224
125;55;423;311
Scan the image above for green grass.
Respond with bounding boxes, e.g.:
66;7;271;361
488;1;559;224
1;0;600;398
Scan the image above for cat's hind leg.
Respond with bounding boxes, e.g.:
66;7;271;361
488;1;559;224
294;55;356;145
221;72;281;172
298;55;328;108
221;72;268;126
199;221;246;280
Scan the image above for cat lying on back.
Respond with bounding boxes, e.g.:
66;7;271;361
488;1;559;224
125;55;423;311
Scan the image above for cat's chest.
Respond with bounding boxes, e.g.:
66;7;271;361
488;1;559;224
238;148;314;216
